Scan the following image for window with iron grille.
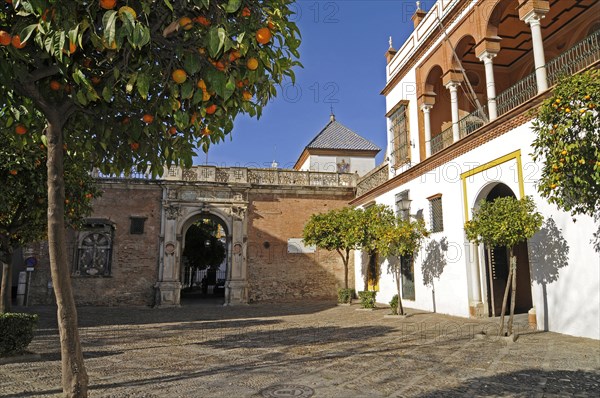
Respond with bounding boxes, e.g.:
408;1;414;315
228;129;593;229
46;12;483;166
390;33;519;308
395;190;410;221
130;217;147;235
429;195;444;233
74;222;114;277
389;103;410;167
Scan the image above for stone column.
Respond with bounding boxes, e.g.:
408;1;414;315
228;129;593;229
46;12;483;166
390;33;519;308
446;81;461;142
155;204;183;307
225;206;249;305
479;51;498;120
421;104;433;157
524;12;548;92
469;242;483;317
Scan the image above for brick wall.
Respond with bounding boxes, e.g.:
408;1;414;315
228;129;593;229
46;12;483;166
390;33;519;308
28;181;162;306
246;188;355;302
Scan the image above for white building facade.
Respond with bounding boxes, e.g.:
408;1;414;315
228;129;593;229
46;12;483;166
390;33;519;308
353;0;599;340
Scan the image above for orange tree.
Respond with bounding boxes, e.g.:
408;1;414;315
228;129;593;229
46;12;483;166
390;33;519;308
0;117;99;314
0;1;300;396
378;218;428;315
531;69;599;249
464;196;542;337
303;207;363;296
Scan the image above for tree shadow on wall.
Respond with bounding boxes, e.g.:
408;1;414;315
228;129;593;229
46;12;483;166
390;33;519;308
421;237;448;313
414;369;600;397
528;217;570;331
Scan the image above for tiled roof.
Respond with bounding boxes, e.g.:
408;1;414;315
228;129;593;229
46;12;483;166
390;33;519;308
305;118;381;152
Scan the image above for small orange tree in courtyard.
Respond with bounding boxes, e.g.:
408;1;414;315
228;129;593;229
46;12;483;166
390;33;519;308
0;1;300;396
464;196;542;337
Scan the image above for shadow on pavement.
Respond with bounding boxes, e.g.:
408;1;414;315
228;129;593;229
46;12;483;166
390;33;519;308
416;369;600;397
16;300;338;330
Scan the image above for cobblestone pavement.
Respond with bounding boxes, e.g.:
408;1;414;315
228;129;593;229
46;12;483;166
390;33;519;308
1;300;599;397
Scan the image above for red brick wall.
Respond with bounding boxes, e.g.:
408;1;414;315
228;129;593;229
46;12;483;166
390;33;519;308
246;188;354;302
28;181;162;306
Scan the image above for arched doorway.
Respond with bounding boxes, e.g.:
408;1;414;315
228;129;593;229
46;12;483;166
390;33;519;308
180;213;229;303
480;183;533;317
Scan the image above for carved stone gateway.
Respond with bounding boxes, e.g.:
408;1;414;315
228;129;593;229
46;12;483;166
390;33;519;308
153;165;357;307
155;184;249;306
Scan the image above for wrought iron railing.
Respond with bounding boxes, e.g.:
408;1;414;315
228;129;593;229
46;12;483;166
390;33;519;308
458;105;488;139
430;126;454;155
547;29;600;86
496;30;600;117
496;72;538;117
356;163;389;197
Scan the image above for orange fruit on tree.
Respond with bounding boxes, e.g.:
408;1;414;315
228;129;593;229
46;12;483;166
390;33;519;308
268;21;276;31
172;69;187;84
229;50;241;62
15;124;27;135
246;57;259;70
85;193;93;199
195;16;211;27
168;126;177;136
99;0;116;10
205;104;217;114
130;142;140;151
50;80;62;91
179;16;193;30
197;79;207;90
241;7;251;17
91;76;102;85
242;91;252;101
0;31;11;46
215;61;226;71
142;114;154;124
202;91;211;101
256;27;272;45
9;170;17;176
11;35;26;49
67;40;77;54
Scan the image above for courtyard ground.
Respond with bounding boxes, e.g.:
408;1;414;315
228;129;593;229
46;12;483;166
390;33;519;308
0;300;599;397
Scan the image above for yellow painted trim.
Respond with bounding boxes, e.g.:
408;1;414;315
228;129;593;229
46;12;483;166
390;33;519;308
460;149;525;221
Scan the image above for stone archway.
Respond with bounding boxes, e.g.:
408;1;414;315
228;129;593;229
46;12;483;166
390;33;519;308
155;185;249;307
473;182;533;317
179;213;229;302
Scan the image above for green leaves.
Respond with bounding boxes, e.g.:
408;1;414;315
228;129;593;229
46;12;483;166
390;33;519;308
464;196;543;249
1;0;302;178
224;0;242;13
208;27;226;58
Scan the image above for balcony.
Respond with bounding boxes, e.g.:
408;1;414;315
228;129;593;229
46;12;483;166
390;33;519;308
431;29;599;154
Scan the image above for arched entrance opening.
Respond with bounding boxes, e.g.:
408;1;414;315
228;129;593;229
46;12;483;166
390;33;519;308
180;214;229;303
479;183;533;317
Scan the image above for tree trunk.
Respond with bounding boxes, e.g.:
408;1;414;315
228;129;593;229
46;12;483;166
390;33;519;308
507;250;518;336
498;258;513;336
46;121;88;397
0;255;12;313
343;249;349;290
396;262;404;316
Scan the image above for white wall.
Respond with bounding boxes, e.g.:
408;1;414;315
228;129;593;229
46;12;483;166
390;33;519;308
302;154;376;176
355;122;600;339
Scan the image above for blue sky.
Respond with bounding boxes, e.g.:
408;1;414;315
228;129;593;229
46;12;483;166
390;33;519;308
198;1;421;168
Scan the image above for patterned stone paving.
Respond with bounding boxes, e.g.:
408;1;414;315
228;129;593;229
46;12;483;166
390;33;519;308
0;301;598;397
